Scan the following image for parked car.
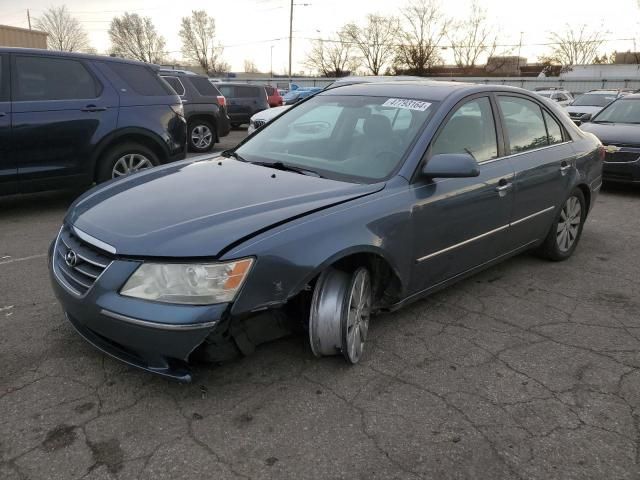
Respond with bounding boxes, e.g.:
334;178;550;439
160;70;230;153
534;87;574;107
282;88;321;105
264;85;283;107
565;90;623;124
49;81;602;382
217;83;269;128
0;48;186;196
248;105;291;134
581;93;640;184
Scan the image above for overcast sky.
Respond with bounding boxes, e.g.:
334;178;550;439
1;0;639;73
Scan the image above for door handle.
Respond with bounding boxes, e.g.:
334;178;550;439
560;161;572;174
80;105;106;112
495;179;512;197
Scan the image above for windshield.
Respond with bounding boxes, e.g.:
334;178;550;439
572;93;617;107
593;99;640;123
235;94;437;183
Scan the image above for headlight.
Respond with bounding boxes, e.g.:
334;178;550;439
120;258;253;305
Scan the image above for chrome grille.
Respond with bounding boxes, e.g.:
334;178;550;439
53;226;112;296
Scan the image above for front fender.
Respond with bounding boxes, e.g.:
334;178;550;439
224;179;415;316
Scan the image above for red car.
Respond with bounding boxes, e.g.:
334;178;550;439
265;85;283;107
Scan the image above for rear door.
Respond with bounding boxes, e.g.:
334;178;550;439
0;54;15;195
496;94;575;249
11;54;118;191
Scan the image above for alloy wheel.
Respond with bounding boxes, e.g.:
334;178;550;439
191;125;213;149
344;268;371;363
556;196;582;252
111;154;154;178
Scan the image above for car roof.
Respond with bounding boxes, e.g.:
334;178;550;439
0;47;157;68
615;93;640;100
584;90;620;94
217;82;264;87
159;70;208;80
319;80;501;102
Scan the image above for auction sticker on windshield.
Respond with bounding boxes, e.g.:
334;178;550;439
382;98;432;111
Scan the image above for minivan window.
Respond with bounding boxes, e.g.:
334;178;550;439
105;63;170;96
190;77;219;96
431;97;498;162
14;56;99;101
498;96;549;154
162;76;185;96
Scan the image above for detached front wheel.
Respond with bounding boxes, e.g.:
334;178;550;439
537;188;586;261
309;267;372;364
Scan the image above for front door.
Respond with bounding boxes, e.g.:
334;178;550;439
410;95;515;293
0;54;15;195
496;95;575;249
11;54;117;191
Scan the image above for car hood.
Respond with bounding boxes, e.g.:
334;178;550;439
566;105;603;115
68;158;384;258
580;122;640;145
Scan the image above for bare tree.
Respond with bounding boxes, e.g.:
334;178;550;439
305;29;358;76
109;13;166;63
448;1;497;68
344;15;400;75
243;59;259;73
34;5;91;52
546;25;606;66
179;10;226;76
394;0;449;75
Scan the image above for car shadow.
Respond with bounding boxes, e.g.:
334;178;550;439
600;182;640;198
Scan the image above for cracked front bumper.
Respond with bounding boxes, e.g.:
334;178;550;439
48;242;228;382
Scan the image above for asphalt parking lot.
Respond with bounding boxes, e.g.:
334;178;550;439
1;133;640;478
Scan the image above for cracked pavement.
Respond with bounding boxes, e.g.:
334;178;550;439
1;156;640;479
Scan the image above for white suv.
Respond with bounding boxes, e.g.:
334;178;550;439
534;88;574;107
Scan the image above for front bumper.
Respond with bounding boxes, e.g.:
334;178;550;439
48;241;228;382
603;157;640;184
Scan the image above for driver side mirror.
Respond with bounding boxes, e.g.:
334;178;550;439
422;153;480;179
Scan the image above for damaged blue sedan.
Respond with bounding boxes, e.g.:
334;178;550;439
49;81;603;382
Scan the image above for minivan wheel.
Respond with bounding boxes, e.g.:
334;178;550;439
188;121;215;152
97;143;158;183
537;188;586;261
309;267;372;364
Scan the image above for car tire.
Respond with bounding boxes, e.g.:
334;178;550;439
308;266;372;364
96;142;159;183
536;188;586;261
188;120;216;153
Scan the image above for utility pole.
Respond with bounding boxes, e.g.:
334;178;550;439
288;0;294;90
27;9;31;30
516;31;523;75
270;45;274;80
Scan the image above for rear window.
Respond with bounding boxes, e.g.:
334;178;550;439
161;76;185;96
190;77;219;96
219;85;261;98
105;62;171;96
0;55;8;102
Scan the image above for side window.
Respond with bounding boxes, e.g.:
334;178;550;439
14;56;99;101
543;110;564;145
237;86;257;98
162;76;185;96
498;96;549;153
218;85;235;98
104;63;170;96
431;97;498;162
0;55;8;102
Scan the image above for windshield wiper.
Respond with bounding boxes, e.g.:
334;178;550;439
221;150;248;162
253;161;323;178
